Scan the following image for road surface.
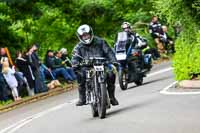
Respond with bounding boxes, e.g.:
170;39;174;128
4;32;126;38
0;61;199;133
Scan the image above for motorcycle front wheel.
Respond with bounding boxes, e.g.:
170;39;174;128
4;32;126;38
97;83;107;119
118;69;128;90
91;103;98;117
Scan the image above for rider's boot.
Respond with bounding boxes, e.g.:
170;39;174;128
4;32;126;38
110;96;119;106
76;86;86;106
107;72;119;106
109;91;119;106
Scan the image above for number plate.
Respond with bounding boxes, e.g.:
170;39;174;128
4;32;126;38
116;53;127;60
94;65;104;71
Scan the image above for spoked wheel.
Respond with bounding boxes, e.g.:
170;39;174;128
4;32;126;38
86;83;98;117
91;103;98;117
97;83;107;119
118;69;128;90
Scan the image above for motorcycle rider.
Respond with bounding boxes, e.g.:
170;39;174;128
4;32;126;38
72;24;119;106
121;22;147;49
121;22;159;60
119;22;147;70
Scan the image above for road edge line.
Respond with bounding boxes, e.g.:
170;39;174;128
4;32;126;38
160;81;200;95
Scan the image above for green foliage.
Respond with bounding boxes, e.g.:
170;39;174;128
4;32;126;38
0;2;24;57
0;0;154;58
0;99;13;107
1;0;199;81
173;31;200;80
152;0;200;80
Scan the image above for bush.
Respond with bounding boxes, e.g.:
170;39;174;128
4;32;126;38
173;31;200;80
0;0;154;58
152;0;200;80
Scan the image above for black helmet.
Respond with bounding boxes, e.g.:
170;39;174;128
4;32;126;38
76;24;94;45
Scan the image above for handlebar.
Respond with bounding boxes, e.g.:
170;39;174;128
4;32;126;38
72;54;119;69
72;59;118;68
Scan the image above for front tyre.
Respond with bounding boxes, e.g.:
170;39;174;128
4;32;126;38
91;103;98;117
118;69;128;90
97;83;107;119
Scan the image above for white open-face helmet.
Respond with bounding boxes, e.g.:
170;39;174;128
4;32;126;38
121;22;131;32
77;24;94;45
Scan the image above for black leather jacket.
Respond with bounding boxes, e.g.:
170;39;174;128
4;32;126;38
71;36;117;65
149;21;163;38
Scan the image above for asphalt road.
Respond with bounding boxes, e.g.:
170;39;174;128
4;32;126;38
0;61;200;133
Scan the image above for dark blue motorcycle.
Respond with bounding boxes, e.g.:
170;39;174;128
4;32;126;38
115;32;152;90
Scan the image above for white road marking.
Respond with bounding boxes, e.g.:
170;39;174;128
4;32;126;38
160;81;200;95
0;67;173;133
116;67;173;87
0;101;76;133
147;67;173;77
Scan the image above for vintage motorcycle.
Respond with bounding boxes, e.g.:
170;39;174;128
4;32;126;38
74;55;111;119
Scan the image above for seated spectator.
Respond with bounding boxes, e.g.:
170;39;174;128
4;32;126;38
45;50;73;83
39;63;56;82
159;25;175;54
59;48;72;67
56;50;76;81
1;57;21;101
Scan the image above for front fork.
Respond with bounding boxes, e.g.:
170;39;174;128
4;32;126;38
118;62;128;80
86;81;94;104
85;70;96;104
86;71;104;105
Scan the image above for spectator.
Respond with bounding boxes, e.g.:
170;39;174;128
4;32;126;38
0;47;27;98
59;48;72;67
0;48;6;58
45;50;73;83
149;16;166;54
39;63;56;82
27;44;48;93
0;48;9;101
0;71;9;101
0;48;12;67
15;51;35;96
55;51;76;81
160;25;175;54
1;57;21;101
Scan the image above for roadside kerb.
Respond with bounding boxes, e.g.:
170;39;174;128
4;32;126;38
178;80;200;89
0;83;77;114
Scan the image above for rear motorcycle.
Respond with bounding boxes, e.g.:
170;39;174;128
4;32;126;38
115;32;152;90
